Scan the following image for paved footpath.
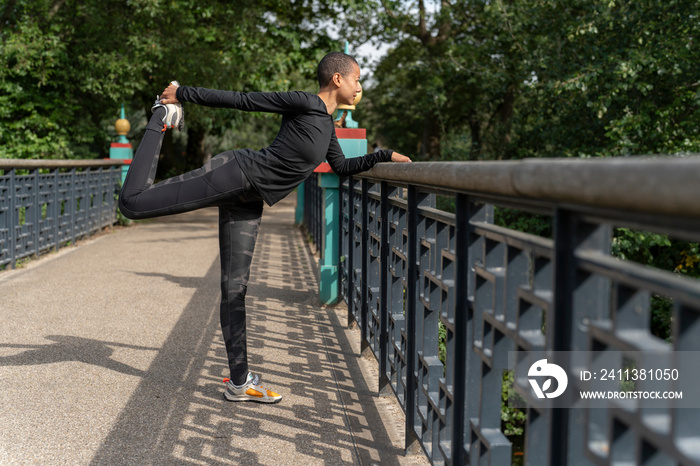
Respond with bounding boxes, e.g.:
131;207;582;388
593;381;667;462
0;196;428;465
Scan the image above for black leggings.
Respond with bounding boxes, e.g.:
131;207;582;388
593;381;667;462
119;113;263;385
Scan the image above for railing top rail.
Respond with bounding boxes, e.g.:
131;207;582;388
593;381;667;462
0;159;125;169
362;155;700;218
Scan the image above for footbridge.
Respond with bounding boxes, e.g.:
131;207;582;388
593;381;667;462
0;159;424;465
2;157;700;465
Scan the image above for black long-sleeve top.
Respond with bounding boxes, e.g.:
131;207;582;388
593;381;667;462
175;87;394;206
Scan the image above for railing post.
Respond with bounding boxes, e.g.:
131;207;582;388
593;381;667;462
452;192;469;465
464;199;494;465
9;169;16;269
316;177;321;253
378;181;391;395
549;208;611;465
346;176;357;328
405;185;421;454
32;168;39;260
69;168;76;244
360;178;370;354
303;180;310;243
52;168;59;252
84;167;90;237
338;176;347;303
314;127;367;306
98;167;104;229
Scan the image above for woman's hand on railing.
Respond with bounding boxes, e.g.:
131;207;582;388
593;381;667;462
391;152;412;163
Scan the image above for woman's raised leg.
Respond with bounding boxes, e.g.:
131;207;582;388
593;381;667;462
118;105;247;220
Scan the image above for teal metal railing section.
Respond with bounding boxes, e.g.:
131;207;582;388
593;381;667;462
0;159;124;270
301;156;700;465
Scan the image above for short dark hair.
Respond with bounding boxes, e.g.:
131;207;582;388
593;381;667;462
317;52;358;88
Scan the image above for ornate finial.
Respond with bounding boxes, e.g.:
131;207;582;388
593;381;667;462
115;103;130;143
337;83;363;111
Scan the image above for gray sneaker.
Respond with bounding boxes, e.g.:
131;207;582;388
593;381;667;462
223;372;282;403
151;91;184;131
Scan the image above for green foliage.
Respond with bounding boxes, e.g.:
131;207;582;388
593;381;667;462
649;296;673;342
612;228;699;340
348;0;699;161
115;208;132;227
524;0;700;158
0;0;335;164
438;321;447;366
495;207;552;238
436;319;526;439
14;256;34;269
501;371;526;437
114;190;131;227
612;228;700;278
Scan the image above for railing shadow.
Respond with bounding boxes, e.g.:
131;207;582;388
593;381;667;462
90;207;406;465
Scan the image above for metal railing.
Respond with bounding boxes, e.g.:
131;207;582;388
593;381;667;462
303;155;700;465
0;159;124;270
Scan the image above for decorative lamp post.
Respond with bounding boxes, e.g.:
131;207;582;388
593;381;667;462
315;42;369;305
334;82;362;129
294;43;370;304
334;41;362;129
109;104;133;182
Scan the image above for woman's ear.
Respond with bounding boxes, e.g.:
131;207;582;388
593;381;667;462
332;72;342;88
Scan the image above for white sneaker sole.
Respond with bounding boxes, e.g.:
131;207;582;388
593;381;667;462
223;391;282;403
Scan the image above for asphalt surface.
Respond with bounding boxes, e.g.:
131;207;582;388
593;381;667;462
0;196;428;465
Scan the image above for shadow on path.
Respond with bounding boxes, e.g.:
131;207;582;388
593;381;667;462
130;271;210;289
90;208;408;465
0;336;158;377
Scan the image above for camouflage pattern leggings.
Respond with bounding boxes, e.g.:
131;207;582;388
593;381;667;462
119;114;263;385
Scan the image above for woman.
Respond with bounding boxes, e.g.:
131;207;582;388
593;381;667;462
119;51;411;403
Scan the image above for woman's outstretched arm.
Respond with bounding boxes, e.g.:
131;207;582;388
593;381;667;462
159;82;310;114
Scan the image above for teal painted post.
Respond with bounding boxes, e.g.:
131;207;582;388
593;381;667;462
317;42;367;304
319;172;340;304
334;109;359;128
109;104;133;182
295;182;305;225
317;128;367;305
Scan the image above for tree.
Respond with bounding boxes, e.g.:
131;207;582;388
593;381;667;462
348;0;460;159
350;0;699;160
0;0;338;166
347;0;535;160
514;0;700;158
